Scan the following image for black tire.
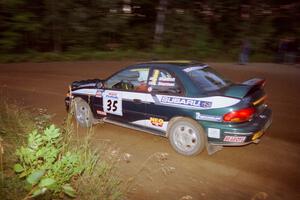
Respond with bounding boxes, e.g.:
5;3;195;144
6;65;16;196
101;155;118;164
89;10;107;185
73;98;94;128
167;117;207;156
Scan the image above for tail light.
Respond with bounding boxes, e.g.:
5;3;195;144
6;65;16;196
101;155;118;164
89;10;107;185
223;107;255;123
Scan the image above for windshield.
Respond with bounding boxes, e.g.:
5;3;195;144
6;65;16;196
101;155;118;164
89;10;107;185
184;66;231;91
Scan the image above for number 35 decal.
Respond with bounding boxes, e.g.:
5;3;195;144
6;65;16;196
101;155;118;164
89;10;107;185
103;91;123;116
107;99;118;112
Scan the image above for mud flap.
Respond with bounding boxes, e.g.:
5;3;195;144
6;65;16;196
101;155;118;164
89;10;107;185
206;143;223;155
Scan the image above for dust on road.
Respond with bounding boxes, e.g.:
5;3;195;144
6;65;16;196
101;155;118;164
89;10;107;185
0;61;299;200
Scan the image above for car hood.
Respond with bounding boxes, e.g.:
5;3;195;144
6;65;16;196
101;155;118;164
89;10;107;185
71;79;102;90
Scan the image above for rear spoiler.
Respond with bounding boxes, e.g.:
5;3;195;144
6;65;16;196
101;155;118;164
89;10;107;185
242;78;266;97
224;78;266;98
242;78;266;87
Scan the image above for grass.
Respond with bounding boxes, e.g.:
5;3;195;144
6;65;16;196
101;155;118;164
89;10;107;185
0;97;125;200
0;96;176;200
63;114;124;200
0;97;38;168
74;143;124;200
0;97;37;200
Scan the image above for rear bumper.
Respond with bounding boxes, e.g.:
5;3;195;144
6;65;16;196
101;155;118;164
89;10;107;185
203;107;272;146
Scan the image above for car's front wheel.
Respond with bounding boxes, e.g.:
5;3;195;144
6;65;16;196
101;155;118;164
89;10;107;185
168;117;206;156
73;98;94;128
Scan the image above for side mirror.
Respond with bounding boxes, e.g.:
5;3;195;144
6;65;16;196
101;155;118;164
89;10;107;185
96;81;104;89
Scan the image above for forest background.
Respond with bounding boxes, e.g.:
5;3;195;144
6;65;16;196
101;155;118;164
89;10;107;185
0;0;299;62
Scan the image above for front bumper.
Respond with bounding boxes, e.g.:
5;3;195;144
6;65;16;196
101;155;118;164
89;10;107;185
202;107;272;146
65;97;71;111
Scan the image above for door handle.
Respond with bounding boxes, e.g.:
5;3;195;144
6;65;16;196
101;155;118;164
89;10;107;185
133;99;142;104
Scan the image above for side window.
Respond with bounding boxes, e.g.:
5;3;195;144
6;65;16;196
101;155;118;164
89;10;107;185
148;69;183;95
105;68;150;92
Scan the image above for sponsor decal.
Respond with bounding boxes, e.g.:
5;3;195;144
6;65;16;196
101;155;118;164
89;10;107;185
158;77;175;82
160;96;212;108
207;128;220;139
149;117;164;127
149;70;160;86
132;119;168;131
195;112;222;122
149;77;175;81
157;82;175;87
95;89;104;97
96;110;107;116
105;92;118;99
103;91;123;116
223;136;246;143
150;77;176;87
156;95;240;109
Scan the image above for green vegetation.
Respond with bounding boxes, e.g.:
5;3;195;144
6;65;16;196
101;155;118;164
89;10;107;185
0;98;124;200
0;98;40;200
14;125;84;198
0;1;298;63
0;96;175;200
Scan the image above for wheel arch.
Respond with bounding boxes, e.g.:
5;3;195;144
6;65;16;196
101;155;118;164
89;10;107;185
166;115;207;138
73;95;92;104
71;95;96;113
72;96;95;128
167;116;208;156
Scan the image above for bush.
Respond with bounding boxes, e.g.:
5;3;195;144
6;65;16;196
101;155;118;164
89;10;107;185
0;98;124;200
14;125;83;198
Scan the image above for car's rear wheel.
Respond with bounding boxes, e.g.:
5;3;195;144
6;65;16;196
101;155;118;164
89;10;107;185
168;117;206;156
73;98;94;128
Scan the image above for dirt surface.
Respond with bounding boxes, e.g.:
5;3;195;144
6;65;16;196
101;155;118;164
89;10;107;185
1;61;300;200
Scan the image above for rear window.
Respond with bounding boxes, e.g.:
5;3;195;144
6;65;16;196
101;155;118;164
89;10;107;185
184;66;231;91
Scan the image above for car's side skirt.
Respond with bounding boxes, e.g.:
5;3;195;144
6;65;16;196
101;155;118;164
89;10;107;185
103;118;167;137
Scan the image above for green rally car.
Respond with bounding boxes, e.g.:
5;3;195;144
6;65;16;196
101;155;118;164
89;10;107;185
65;61;272;156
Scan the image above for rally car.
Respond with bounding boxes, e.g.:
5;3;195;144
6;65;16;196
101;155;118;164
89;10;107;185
65;61;272;156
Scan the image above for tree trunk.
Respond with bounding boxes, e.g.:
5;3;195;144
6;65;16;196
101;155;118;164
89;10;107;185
154;0;168;45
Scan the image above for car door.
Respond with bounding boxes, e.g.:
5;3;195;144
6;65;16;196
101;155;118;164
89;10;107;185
98;67;153;126
145;68;186;134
